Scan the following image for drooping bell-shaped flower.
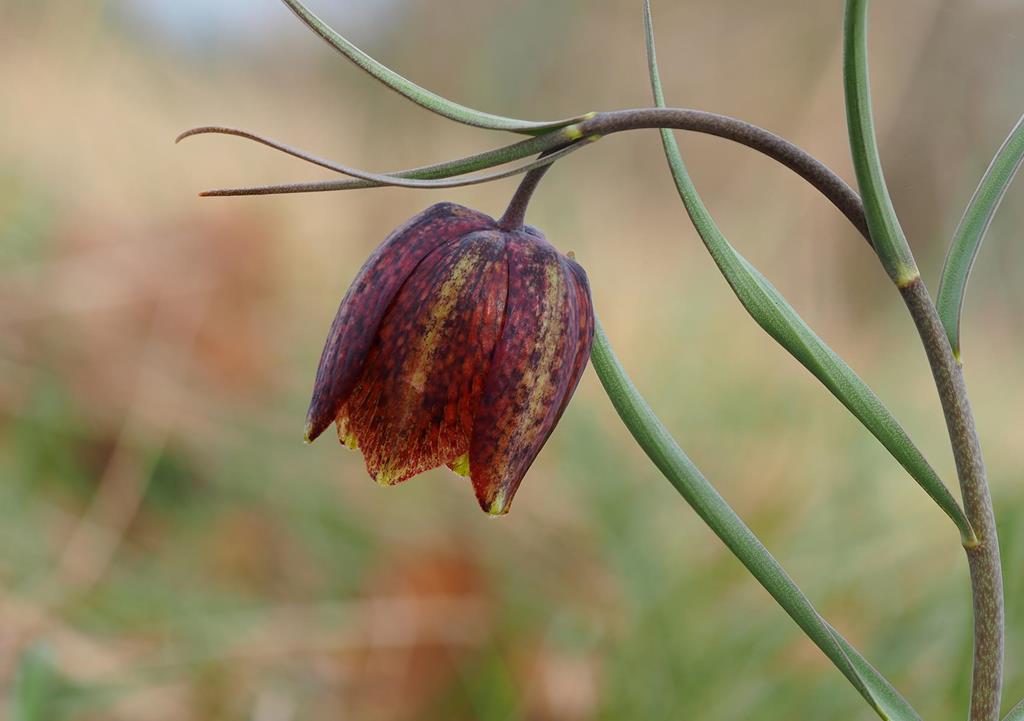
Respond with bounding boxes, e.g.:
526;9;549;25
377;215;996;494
305;202;594;515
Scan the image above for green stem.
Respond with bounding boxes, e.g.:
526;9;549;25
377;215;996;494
899;278;1004;721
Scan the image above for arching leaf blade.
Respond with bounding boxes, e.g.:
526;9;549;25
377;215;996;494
842;0;919;286
193;137;596;196
642;0;974;546
177;124;582;188
279;0;588;135
592;319;921;721
937;113;1024;360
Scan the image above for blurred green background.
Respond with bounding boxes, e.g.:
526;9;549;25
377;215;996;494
2;1;1023;719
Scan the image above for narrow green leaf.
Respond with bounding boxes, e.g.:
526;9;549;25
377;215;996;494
1004;698;1024;721
192;136;597;197
278;0;588;135
936;113;1024;360
642;1;974;545
10;645;60;721
177;123;585;192
591;320;921;721
842;0;919;286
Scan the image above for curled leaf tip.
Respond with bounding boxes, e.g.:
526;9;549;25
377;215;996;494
176;127;217;143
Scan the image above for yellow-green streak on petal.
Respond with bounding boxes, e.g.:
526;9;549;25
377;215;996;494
337;232;509;489
487;488;509;516
335;418;360;449
490;262;566;511
375;463;401;486
451;453;471;477
406;248;482;394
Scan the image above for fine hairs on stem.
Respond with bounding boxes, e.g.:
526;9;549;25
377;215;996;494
900;277;1003;721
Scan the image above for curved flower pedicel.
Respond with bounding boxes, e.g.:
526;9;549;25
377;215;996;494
304;202;594;515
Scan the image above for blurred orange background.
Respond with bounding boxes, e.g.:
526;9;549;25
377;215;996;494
2;1;1023;719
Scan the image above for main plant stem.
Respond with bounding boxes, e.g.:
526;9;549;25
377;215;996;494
900;278;1003;721
563;108;1003;718
487;106;1005;717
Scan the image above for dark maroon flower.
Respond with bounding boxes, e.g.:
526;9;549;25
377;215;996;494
304;202;594;515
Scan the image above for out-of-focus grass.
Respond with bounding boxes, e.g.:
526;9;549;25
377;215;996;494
2;1;1024;719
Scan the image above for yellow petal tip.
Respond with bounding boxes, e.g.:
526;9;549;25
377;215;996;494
486;490;510;517
375;465;400;487
451;453;471;478
334;423;359;450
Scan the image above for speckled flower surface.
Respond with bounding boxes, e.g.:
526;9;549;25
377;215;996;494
305;202;594;515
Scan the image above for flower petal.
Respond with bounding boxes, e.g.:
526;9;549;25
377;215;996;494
550;257;595;428
338;230;509;485
468;233;581;515
305;202;494;441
